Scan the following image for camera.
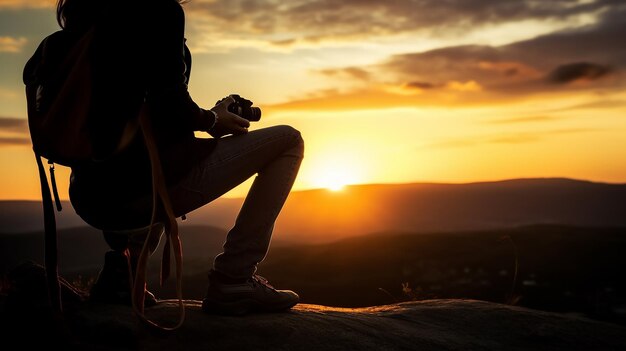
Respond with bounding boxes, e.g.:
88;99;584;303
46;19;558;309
216;94;261;122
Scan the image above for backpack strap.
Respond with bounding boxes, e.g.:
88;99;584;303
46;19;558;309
34;151;62;313
132;103;185;331
48;161;63;212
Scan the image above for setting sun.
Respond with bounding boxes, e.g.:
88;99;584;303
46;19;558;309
317;168;353;191
301;148;368;192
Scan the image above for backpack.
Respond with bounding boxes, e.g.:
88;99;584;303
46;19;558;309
24;26;185;330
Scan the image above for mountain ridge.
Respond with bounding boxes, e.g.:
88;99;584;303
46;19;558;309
1;178;625;244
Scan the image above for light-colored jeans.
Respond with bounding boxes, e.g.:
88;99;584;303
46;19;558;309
167;125;304;279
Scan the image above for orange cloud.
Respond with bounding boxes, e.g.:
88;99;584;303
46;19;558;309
317;67;371;81
0;36;27;53
288;8;626;111
267;86;513;112
0;136;30;146
488;116;557;124
425;128;600;149
0;117;29;146
0;0;52;9
446;80;482;92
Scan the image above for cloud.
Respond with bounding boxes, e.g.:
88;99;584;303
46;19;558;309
489;116;557;124
488;128;598;144
378;13;625;94
0;36;27;53
0;0;52;9
405;81;438;90
547;62;613;84
268;87;503;112
185;0;619;49
317;67;370;81
562;99;626;111
0;117;29;146
446;80;483;92
426;128;598;149
0;116;27;131
0;136;30;145
272;4;626;109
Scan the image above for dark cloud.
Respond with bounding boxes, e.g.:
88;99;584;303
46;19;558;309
0;117;29;145
362;5;626;97
318;67;370;80
0;136;30;146
0;117;27;131
405;81;437;90
275;9;625;108
186;0;621;45
278;3;625;107
378;46;485;92
503;5;626;70
547;62;613;84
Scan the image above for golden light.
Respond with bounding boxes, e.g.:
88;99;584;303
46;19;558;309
304;150;367;192
317;167;354;191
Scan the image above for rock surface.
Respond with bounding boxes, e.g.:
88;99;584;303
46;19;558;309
2;264;625;350
18;299;621;350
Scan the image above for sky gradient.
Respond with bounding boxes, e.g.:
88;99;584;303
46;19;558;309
0;0;625;199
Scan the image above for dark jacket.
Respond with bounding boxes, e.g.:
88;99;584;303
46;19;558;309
65;0;216;229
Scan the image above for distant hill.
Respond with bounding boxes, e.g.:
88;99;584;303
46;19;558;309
2;178;624;244
164;225;626;325
0;225;227;277
271;177;626;243
2;224;626;324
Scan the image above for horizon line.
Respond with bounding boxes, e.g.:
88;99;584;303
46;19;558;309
2;176;625;202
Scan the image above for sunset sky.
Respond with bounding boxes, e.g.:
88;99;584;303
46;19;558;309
0;0;625;199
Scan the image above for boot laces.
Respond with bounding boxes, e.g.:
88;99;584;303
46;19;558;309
251;275;275;290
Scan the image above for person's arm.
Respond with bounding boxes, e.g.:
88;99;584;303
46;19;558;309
143;0;214;133
143;1;250;138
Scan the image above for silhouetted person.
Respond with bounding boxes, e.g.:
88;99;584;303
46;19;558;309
50;0;304;314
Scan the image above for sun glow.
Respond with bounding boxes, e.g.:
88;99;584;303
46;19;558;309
317;168;354;191
303;149;367;192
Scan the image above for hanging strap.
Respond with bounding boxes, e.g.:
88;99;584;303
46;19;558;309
132;104;185;331
35;152;62;313
48;161;63;212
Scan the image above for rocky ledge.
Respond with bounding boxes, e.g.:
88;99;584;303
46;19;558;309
4;298;624;350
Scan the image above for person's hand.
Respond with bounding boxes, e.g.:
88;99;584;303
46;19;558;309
208;96;250;138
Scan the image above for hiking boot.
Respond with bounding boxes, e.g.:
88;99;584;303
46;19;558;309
202;272;299;315
90;250;157;307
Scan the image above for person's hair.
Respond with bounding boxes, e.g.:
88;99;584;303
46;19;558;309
56;0;100;30
56;0;189;29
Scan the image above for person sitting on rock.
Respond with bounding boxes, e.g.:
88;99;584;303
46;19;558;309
52;0;304;315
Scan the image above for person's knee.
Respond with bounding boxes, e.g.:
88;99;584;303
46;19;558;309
278;125;304;157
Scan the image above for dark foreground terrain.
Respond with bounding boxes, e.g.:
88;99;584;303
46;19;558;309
2;225;626;325
169;225;626;326
2;298;626;350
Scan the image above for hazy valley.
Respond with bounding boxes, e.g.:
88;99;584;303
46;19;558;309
2;178;625;324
